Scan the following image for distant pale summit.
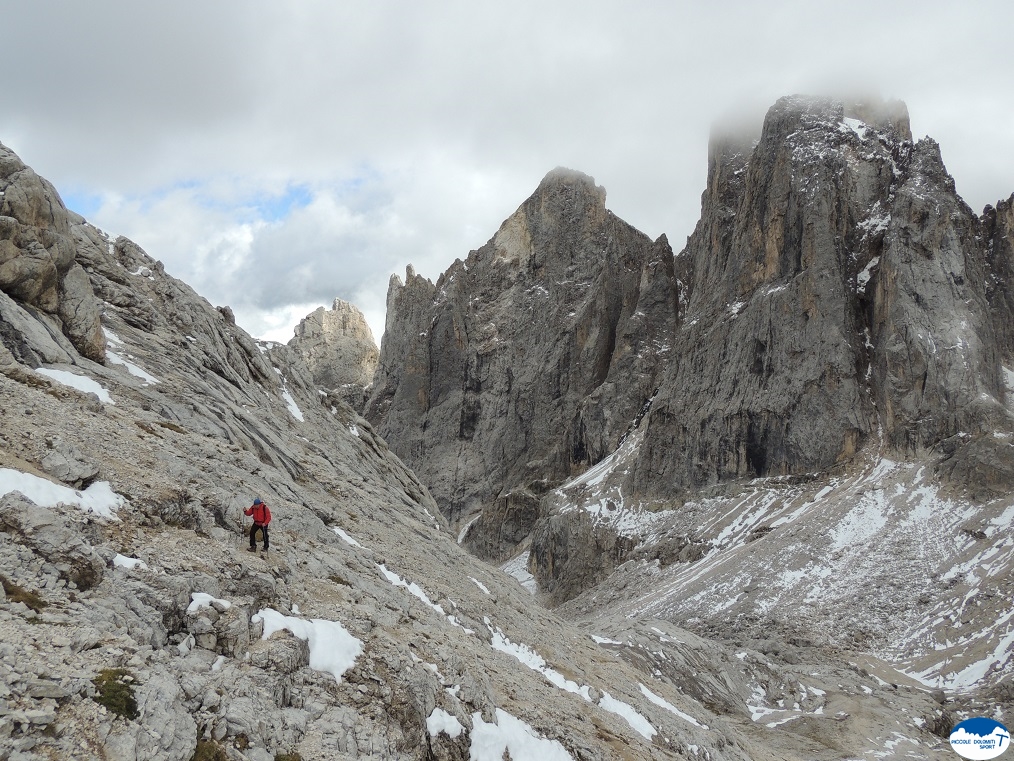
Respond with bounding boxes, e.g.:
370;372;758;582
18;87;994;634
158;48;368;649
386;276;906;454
288;298;379;391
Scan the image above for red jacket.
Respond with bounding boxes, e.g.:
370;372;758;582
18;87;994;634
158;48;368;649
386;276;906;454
244;502;271;526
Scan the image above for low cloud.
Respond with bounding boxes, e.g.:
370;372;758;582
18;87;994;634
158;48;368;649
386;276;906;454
3;2;1012;344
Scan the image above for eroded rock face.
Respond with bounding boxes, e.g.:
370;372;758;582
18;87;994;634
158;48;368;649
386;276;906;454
365;169;677;558
530;96;1014;609
983;194;1014;359
627;95;1008;499
0;142;105;362
288;298;379;394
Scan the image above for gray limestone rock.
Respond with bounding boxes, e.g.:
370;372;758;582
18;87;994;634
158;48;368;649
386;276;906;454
626;95;1008;499
366;169;677;560
529;96;1014;610
40;436;99;486
0;493;105;590
288;298;379;393
248;629;310;674
983;194;1014;359
0;142;105;361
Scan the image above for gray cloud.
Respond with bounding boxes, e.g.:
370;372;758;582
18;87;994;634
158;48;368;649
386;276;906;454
2;1;1011;342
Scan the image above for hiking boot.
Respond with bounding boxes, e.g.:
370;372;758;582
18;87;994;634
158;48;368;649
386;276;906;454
261;548;269;554
247;546;257;553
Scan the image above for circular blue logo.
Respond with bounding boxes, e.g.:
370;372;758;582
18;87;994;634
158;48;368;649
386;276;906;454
950;718;1011;760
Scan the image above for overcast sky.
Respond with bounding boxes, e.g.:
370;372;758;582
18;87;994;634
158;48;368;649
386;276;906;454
3;1;1011;343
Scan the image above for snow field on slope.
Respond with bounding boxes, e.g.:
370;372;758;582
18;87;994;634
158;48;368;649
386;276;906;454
0;467;124;518
489;622;656;741
36;367;114;404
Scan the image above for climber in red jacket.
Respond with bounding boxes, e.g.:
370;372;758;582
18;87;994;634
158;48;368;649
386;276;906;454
244;498;271;553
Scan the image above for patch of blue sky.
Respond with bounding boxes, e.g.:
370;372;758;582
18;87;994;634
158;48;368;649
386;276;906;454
59;168;384;226
254;184;314;222
59;189;105;218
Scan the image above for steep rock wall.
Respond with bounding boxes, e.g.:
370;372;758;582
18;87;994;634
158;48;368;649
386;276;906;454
532;96;1014;607
628;96;1008;499
365;169;677;559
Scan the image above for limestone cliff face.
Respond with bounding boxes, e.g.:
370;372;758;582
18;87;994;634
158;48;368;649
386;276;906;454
0;142;105;362
365;169;677;557
530;96;1014;608
983;194;1014;359
288;298;379;398
627;96;1009;499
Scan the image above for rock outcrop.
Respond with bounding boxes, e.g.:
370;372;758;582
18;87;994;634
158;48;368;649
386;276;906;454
288;298;379;400
624;95;1006;501
365;169;677;559
0;142;105;363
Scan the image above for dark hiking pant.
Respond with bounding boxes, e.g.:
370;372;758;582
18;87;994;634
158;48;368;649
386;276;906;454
250;523;269;550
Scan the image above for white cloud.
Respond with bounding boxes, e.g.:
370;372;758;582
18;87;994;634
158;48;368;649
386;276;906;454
2;2;1011;344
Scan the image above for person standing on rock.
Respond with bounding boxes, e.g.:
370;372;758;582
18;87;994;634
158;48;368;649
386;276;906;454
244;498;271;553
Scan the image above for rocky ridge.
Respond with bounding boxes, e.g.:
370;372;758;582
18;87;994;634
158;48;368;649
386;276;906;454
0;139;961;761
365;168;677;561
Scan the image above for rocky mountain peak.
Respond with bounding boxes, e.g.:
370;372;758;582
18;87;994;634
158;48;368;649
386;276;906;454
288;298;379;393
366;169;676;557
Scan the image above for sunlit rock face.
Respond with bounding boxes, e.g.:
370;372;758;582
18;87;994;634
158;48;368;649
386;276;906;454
289;298;379;407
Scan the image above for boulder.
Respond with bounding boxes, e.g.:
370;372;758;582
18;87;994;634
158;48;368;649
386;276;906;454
0;492;104;590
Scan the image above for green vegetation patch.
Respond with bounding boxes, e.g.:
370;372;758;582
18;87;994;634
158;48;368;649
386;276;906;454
0;573;47;612
92;668;138;720
191;740;229;761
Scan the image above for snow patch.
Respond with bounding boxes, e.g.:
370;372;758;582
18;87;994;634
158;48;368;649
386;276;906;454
426;707;464;739
281;389;304;421
252;608;362;682
639;683;707;728
36;368;114;405
112;554;148;571
470;577;491;595
599;691;656;740
187;593;231;613
0;468;124;519
500;551;537;593
470;709;573;761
